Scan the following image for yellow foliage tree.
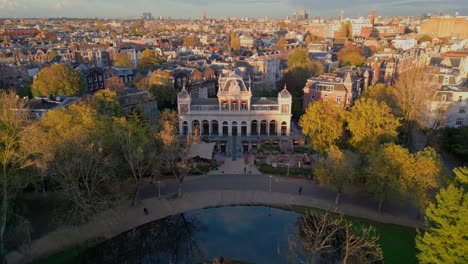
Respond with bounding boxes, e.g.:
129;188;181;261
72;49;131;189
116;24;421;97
300;100;345;155
346;98;400;154
31;64;83;96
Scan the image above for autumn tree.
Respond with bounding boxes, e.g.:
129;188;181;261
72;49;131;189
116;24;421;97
392;66;433;145
90;89;123;117
305;34;324;45
337;21;353;39
361;83;395;110
410;148;443;216
183;35;198;48
416;167;467;264
337;44;365;67
105;76;125;93
0;91;37;263
230;32;240;51
287;47;310;69
314;147;353;204
137;50;166;69
289;210;383;264
114;53;133;68
300;100;345;155
31;64;83;96
47;50;58;62
156;110;196;197
30;104;120;221
346;98;400;154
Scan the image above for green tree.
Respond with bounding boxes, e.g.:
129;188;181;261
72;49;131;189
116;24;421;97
337;44;365;66
148;70;176;110
314;147;352;204
300;100;345;155
416;167;468;264
0;91;37;263
31;64;83;96
115;53;133;68
346;98;400;154
366;143;413;212
418;35;432;43
113;115;156;205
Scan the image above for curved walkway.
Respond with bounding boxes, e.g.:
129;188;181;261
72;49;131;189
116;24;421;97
8;175;423;264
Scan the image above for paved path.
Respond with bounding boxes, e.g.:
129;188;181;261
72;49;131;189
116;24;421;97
8;174;423;264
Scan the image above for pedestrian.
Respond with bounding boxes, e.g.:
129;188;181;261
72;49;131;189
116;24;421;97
298;186;302;195
143;207;149;215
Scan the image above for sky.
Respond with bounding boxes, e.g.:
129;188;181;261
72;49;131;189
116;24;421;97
0;0;466;19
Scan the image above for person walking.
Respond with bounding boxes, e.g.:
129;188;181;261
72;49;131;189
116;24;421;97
298;185;302;195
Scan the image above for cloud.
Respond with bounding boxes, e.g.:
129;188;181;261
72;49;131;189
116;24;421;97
52;1;64;9
0;0;19;9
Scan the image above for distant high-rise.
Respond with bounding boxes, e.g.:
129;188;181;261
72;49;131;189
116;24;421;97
203;10;207;20
142;12;152;21
369;10;375;26
295;9;308;20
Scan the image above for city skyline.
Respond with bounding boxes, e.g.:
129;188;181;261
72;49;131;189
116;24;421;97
0;0;466;19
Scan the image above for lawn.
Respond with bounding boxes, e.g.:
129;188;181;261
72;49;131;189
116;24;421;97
289;205;418;264
29;240;101;264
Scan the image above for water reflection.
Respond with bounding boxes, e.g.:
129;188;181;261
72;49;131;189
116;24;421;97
79;206;301;264
80;213;203;263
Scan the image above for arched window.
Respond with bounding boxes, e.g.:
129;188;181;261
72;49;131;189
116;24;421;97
241;121;247;136
260;120;268;135
232;121;238;136
211;120;219;136
251;120;258;136
193;120;200;135
281;121;287;136
182;121;188;135
269;120;277;135
202;120;209;136
222;121;228;136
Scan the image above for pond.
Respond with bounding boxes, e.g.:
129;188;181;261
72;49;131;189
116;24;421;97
79;206;301;264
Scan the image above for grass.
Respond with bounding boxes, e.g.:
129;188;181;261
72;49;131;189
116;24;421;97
258;164;306;176
28;239;101;264
288;205;418;264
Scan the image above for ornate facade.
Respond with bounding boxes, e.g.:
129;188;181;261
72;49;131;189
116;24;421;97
177;70;292;153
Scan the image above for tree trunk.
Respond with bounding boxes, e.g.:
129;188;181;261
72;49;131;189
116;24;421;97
1;170;8;264
177;179;182;198
132;183;140;206
335;192;341;205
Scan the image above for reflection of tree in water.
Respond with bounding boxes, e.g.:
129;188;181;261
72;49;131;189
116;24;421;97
80;213;203;264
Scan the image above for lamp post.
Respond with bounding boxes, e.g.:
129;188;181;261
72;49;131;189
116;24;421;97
269;175;272;192
158;181;161;198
